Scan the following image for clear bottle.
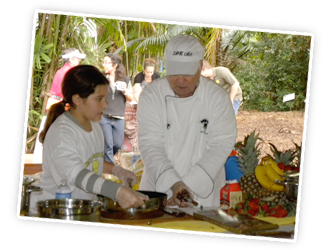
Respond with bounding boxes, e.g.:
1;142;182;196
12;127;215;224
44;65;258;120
55;179;71;199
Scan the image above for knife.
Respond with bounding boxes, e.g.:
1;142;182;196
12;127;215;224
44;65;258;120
164;207;186;217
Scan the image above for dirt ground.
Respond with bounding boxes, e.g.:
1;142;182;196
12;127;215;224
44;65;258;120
117;110;306;165
236;110;305;158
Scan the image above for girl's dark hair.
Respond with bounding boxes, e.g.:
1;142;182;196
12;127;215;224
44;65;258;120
143;58;157;70
105;53;126;82
39;65;108;143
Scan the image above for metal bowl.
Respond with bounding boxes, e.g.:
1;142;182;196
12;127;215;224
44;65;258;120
98;190;167;220
275;174;299;202
20;176;42;216
37;199;104;222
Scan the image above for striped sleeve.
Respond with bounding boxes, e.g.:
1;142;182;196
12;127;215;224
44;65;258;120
74;168;121;200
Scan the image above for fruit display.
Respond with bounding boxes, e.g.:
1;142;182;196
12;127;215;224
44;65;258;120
235;131;301;215
236;131;263;200
234;198;289;218
255;157;288;207
292;141;302;171
267;143;300;172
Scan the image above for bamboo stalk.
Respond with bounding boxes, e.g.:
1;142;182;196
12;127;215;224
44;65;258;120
41;15;61;115
26;133;38;145
59;15;70;49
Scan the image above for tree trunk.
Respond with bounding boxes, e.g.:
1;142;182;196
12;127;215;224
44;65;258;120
30;74;34;110
59;15;70;49
215;29;224;67
124;21;129;76
149;23;157;35
40;13;47;36
46;14;55;43
135;22;141;78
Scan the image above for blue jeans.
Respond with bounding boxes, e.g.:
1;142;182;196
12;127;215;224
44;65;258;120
99;116;125;164
233;100;241;116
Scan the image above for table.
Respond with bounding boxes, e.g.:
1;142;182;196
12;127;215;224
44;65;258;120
23;154;42;175
100;212;194;226
99;210;295;238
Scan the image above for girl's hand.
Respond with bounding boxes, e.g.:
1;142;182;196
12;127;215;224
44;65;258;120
115;186;149;209
112;165;137;186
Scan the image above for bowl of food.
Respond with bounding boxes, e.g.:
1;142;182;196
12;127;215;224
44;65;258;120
98;190;167;220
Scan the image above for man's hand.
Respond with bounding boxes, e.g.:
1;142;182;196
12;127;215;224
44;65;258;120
168;181;195;207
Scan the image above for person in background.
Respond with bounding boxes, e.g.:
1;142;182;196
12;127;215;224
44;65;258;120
125;59;161;153
133;58;161;88
30;65;148;215
46;48;86;111
137;35;237;207
201;60;243;116
100;53;133;165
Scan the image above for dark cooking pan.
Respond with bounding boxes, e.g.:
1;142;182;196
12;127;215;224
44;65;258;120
98;190;167;220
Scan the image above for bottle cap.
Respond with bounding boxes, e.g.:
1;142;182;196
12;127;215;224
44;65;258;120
60;179;67;185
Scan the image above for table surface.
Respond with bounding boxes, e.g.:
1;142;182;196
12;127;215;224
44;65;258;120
99;210;295;239
100;212;193;226
23;154;42;175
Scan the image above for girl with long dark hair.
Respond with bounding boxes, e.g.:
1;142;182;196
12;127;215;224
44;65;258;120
29;65;147;215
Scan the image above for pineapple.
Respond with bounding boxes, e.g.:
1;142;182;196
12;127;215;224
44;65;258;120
293;141;302;168
257;188;287;207
259;142;296;207
236;131;263;200
268;143;294;166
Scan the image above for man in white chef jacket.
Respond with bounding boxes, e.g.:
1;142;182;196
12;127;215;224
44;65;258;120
137;34;237;207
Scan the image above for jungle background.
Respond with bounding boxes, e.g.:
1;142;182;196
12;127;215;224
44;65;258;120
27;11;311;155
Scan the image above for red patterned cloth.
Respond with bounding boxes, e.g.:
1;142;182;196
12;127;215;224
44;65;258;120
124;102;139;152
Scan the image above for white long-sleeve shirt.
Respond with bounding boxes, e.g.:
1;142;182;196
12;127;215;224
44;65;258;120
137;76;237;206
29;112;121;214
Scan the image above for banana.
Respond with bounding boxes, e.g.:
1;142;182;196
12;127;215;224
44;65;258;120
269;159;284;176
260;156;272;166
265;162;285;182
255;165;273;190
255;165;284;192
269;182;284;192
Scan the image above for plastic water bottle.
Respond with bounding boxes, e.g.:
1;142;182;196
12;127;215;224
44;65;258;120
56;179;71;199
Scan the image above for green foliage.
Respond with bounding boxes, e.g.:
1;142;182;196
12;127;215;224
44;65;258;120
27;13;312;153
232;32;311;111
33;33;54;69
